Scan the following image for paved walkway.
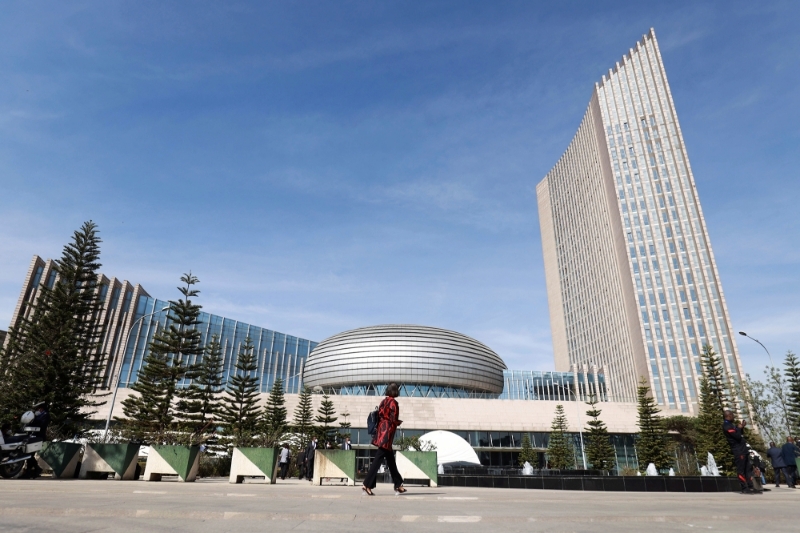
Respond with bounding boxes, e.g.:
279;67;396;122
0;477;798;532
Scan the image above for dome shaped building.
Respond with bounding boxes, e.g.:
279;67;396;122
302;324;507;397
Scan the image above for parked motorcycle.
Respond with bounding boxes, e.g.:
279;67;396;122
0;411;44;478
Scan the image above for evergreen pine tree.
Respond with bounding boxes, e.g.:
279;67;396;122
635;378;672;471
696;345;736;476
177;334;224;435
0;221;107;437
262;377;288;444
518;433;537;467
292;386;314;448
315;393;338;443
120;273;204;444
219;337;261;448
784;351;800;433
584;395;616;472
338;410;352;442
700;343;733;412
546;404;574;469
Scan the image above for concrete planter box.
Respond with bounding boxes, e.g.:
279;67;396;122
229;447;279;484
79;443;140;480
313;449;356;486
396;451;438;487
144;445;201;482
37;442;83;479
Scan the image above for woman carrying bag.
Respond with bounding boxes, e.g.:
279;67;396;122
362;383;406;495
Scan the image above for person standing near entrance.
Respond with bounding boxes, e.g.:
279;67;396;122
278;443;290;480
362;383;405;496
304;436;318;482
296;446;306;480
722;410;759;494
342;436;352;450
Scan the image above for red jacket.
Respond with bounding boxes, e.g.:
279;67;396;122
371;396;399;450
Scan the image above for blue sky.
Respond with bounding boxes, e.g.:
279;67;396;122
1;1;798;377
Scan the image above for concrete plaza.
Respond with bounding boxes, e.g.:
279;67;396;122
0;477;797;532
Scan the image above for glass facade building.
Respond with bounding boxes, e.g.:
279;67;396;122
537;29;744;412
317;370;606;401
120;295;316;393
6;256;642;472
1;255;317;394
351;429;638;471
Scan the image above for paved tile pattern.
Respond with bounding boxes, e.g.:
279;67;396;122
0;477;798;532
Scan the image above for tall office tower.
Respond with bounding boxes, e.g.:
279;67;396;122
536;29;743;412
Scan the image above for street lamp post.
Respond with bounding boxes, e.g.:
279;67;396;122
102;306;169;442
573;379;587;470
739;331;791;437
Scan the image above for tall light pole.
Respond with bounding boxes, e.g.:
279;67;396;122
103;306;169;442
573;377;587;470
739;331;791;437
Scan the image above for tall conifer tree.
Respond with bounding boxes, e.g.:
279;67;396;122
696;345;735;475
120;273;203;443
219;337;260;448
314;393;338;442
338;409;352;441
177;334;224;434
700;344;733;413
292;386;314;448
518;434;537;467
0;221;107;437
584;395;616;472
546;404;574;469
635;378;672;471
262;377;288;443
784;351;800;433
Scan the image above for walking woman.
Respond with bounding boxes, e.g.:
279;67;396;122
362;382;406;495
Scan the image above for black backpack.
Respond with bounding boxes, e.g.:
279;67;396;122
366;406;380;436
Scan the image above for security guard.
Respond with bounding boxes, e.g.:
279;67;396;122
723;410;760;494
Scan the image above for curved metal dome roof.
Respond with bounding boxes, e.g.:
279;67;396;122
302;325;507;394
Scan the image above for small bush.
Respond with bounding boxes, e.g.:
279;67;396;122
198;454;231;478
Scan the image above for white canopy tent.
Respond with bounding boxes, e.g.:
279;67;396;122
418;430;480;465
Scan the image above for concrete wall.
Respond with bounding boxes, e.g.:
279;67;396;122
94;389;682;434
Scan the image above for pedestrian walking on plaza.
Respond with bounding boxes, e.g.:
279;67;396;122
278;443;291;480
362;382;406;496
722;410;759;494
305;436;318;482
342;436;352;450
781;436;800;488
767;441;788;487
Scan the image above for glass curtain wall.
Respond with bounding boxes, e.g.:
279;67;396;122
119;294;317;393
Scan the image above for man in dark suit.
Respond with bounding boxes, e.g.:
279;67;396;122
342;437;352;450
781;436;800;488
767;441;788;487
304;437;318;482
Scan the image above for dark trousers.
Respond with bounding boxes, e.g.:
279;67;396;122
786;465;797;487
363;447;403;490
305;459;314;480
279;462;289;480
773;466;788;486
734;453;752;490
